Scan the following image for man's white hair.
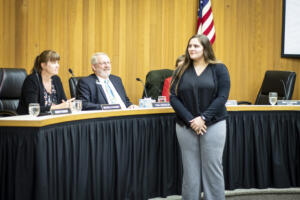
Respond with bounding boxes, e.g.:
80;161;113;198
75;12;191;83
90;52;108;65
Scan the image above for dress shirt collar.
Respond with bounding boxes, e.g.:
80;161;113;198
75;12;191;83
96;75;109;84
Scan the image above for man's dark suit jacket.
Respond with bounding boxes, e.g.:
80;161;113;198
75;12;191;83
76;74;132;110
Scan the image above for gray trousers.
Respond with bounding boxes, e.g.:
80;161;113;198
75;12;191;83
176;120;226;200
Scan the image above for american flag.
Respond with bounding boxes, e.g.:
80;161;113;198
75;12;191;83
197;0;216;44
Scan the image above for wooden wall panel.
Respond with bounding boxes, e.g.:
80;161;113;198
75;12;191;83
2;0;16;67
0;0;299;105
213;0;300;103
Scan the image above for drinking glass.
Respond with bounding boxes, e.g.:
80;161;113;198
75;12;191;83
139;99;145;108
157;96;167;103
72;100;82;112
269;92;278;106
28;103;40;117
144;98;153;108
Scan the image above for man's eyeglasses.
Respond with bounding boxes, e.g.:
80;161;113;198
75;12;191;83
96;61;111;65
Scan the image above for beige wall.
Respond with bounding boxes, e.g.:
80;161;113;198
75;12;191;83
1;0;299;104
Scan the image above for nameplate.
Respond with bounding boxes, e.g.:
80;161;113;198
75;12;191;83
277;100;300;105
101;104;121;110
152;102;171;107
226;100;238;106
50;108;72;115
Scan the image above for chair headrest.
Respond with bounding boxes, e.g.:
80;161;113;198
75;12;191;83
260;70;296;97
69;76;85;98
0;68;27;99
69;76;83;85
145;69;174;86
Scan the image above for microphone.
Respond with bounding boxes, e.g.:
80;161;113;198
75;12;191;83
280;79;287;100
68;68;74;76
136;78;148;98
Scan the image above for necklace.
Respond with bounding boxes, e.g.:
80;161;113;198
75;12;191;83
43;81;52;93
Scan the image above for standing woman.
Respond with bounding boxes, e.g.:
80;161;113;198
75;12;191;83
17;50;72;115
170;34;230;200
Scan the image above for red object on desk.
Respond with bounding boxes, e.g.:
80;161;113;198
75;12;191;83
162;76;172;102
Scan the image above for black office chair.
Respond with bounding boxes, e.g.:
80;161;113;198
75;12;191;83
255;70;296;104
0;68;27;116
142;69;174;100
69;77;84;98
239;70;296;105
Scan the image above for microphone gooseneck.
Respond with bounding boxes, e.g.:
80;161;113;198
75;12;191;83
136;78;148;98
68;68;74;76
280;79;287;100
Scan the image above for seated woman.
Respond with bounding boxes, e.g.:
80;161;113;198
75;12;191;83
162;55;185;101
17;50;73;115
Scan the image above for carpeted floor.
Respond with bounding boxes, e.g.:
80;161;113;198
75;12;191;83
149;188;300;200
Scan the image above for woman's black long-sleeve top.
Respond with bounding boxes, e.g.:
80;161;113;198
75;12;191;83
170;63;230;127
17;73;67;115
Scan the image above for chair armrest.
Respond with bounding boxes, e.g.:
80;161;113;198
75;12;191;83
0;110;18;117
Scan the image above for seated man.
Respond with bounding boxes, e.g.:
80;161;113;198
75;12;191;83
77;52;138;110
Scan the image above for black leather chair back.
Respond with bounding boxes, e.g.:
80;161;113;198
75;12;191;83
0;68;27;116
255;70;296;105
143;69;174;100
69;77;84;98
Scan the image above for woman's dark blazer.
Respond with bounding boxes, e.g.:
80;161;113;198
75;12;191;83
170;63;230;126
17;73;67;115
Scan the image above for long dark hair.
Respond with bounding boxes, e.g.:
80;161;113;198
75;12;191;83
170;34;219;94
32;50;60;74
